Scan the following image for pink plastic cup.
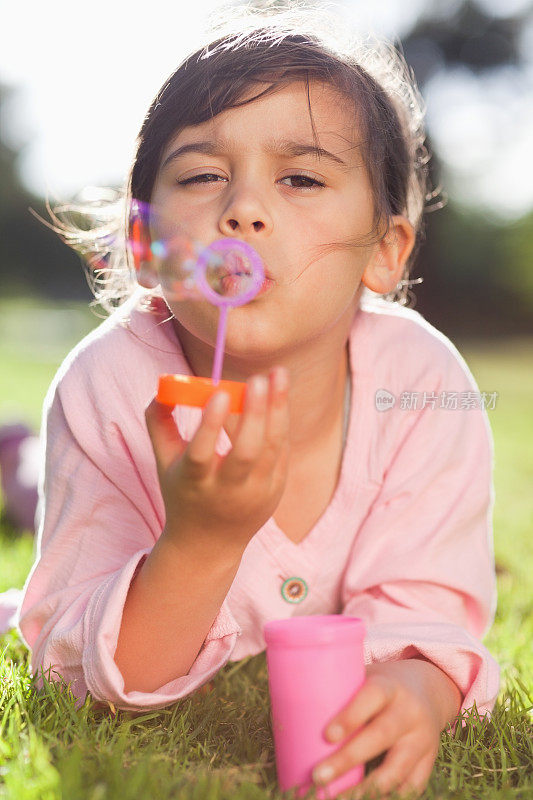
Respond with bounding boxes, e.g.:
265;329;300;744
263;615;366;799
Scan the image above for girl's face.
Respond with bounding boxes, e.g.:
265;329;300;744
147;80;380;361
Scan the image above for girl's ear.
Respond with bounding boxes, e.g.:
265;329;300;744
361;215;416;295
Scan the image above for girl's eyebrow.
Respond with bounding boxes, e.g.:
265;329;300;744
160;137;352;172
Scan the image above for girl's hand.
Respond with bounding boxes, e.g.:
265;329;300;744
313;659;461;799
144;366;290;556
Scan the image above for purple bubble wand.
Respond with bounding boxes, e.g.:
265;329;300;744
195;238;265;384
157;237;265;410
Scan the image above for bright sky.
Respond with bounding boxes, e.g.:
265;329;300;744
1;0;532;221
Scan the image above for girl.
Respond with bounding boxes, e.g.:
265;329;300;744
17;4;499;798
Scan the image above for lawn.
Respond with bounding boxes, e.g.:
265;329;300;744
0;300;531;799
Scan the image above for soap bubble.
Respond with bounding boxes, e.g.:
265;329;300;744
195;237;264;308
128;199;264;307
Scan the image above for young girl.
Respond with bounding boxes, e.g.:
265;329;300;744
17;4;499;798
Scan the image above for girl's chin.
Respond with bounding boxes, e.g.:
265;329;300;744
171;312;283;353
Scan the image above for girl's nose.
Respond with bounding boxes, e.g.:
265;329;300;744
224;218;265;233
218;186;273;238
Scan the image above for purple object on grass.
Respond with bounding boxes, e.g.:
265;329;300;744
0;423;40;534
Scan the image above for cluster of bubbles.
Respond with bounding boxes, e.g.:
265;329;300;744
129;199;265;308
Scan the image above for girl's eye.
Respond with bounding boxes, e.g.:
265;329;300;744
177;173;225;185
176;173;325;190
279;174;325;190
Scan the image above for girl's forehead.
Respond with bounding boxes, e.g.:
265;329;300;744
162;81;360;163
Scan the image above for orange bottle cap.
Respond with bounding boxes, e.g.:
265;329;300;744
157;374;246;413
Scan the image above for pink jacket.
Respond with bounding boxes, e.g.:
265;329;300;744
18;289;499;714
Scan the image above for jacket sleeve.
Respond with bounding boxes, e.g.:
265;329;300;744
341;343;499;717
17;359;242;713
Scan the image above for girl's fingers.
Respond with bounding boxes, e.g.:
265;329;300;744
220;375;269;482
147;367;290;486
183;391;231;477
315;705;406;790
324;675;396;746
313;677;397;788
145;397;187;476
227;367;290;474
263;367;290;464
349;737;431;799
395;749;437;798
352;741;436;800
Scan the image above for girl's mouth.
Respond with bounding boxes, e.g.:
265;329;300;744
217;270;274;298
257;277;274;296
219;271;253;297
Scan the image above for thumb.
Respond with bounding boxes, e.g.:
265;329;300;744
145;396;188;476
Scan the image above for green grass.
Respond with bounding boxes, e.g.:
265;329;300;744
0;296;101;429
1;303;532;799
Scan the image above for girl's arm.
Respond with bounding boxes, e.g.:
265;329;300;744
17;343;245;712
311;336;499;797
18;319;290;710
114;531;242;693
339;339;499;717
116;372;290;693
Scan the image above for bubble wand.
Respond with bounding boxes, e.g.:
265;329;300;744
130;200;265;413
